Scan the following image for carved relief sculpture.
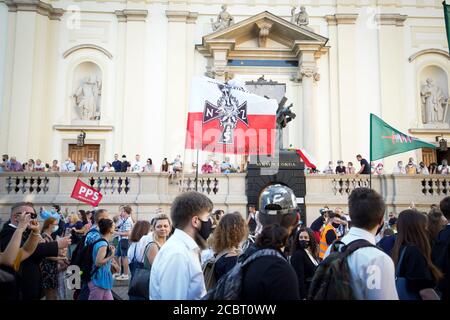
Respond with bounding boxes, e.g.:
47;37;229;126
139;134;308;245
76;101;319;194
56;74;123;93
73;75;102;120
211;4;234;31
421;78;448;126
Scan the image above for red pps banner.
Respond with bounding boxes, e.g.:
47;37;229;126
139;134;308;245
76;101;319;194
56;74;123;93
70;179;103;207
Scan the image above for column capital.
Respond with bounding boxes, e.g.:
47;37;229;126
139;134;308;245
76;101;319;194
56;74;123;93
325;14;359;26
4;0;64;20
165;10;198;23
375;14;408;27
115;9;148;23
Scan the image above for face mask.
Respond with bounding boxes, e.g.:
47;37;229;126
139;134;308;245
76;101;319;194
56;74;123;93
198;218;213;241
299;240;309;249
52;225;59;233
332;222;340;228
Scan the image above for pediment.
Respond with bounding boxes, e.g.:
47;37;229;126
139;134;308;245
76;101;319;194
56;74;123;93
197;11;328;59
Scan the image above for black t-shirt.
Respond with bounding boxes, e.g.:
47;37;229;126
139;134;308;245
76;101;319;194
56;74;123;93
214;255;238;282
398;245;436;292
335;166;346;174
241;248;300;300
121;161;130;172
360;159;371;174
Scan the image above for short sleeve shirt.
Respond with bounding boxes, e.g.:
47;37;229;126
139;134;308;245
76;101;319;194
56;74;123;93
360;159;371;174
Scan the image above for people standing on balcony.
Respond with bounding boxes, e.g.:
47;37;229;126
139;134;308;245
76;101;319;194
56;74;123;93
220;156;235;173
438;159;450;174
60;158;76;172
34;159;45;172
392;209;442;300
161;158;169;172
201;160;213;174
374;163;385;175
81;157;98;173
111;154;122;172
335;160;346;174
429;162;438;174
322;161;334;174
150;191;213;300
346;162;356;174
290;227;319;300
130;154;144;173
418;162;430;175
79;158;87;172
50;160;59;172
212;160;221;173
370;161;376;174
405;157;418;175
101;162;115;172
356;154;370;175
114;206;134;281
24;159;35;172
393;161;406;174
318;211;341;260
120;155;131;172
171;155;183;173
144;158;155;172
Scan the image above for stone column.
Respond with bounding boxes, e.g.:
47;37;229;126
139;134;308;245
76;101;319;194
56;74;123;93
376;14;408;170
297;48;320;159
2;0;63;159
164;11;198;161
114;9;148;157
324;14;358;164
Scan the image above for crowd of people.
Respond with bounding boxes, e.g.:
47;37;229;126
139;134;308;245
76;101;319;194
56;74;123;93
319;155;450;175
1;184;450;301
0;153;242;175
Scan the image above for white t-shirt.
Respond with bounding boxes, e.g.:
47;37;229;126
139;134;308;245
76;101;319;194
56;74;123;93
118;216;134;240
128;232;154;264
130;161;144;173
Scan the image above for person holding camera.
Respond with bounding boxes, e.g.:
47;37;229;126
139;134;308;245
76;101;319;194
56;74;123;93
0;202;71;300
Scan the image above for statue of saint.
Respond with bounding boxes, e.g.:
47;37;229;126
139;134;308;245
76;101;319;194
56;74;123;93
421;78;448;125
211;4;234;31
291;6;309;27
73;75;102;120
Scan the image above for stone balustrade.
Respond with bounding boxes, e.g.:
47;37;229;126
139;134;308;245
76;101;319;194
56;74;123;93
0;172;247;222
1;173;448;226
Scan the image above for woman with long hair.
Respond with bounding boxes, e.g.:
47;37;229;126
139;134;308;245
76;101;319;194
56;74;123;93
392;209;443;300
427;208;448;245
128;220;152;275
290;227;319;299
211;212;248;281
40;217;60;300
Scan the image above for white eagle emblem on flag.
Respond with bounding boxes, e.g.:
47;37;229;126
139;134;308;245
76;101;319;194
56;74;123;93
202;84;249;144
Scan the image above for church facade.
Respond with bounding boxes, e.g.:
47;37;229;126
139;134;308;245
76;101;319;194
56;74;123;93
0;0;448;171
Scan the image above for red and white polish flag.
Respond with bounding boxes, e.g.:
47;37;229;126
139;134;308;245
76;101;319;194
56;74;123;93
185;77;278;155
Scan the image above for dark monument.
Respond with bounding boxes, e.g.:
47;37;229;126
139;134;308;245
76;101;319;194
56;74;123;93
245;76;306;224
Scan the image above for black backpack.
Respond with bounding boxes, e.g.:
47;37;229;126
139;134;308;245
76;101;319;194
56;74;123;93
308;239;379;300
202;248;285;300
70;230;109;282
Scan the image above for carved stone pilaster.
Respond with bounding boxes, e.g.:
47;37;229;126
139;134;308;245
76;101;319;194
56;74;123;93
4;0;64;20
114;9;148;23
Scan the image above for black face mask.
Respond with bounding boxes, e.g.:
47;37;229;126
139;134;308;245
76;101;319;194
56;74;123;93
198;218;213;241
332;223;340;229
299;240;309;249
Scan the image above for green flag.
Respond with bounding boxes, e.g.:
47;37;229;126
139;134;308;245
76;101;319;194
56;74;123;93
444;1;450;54
370;114;435;161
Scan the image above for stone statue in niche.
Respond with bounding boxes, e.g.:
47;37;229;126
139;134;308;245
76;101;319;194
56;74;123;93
421;78;448;126
211;4;234;32
291;5;309;27
73;75;102;120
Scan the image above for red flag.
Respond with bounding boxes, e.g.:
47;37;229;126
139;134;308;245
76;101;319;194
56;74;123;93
70;179;103;207
186;77;277;155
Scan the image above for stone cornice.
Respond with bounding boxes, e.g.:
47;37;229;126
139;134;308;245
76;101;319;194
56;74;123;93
114;9;148;22
325;14;359;26
375;14;408;26
4;0;64;20
165;10;198;23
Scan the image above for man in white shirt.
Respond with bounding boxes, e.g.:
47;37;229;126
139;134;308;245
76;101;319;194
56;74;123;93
322;161;334;174
60;158;76;172
324;188;398;300
392;161;406;174
130;154;144;173
150;191;213;300
82;157;98;173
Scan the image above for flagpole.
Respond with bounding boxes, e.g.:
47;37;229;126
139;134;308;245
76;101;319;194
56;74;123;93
195;148;199;191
